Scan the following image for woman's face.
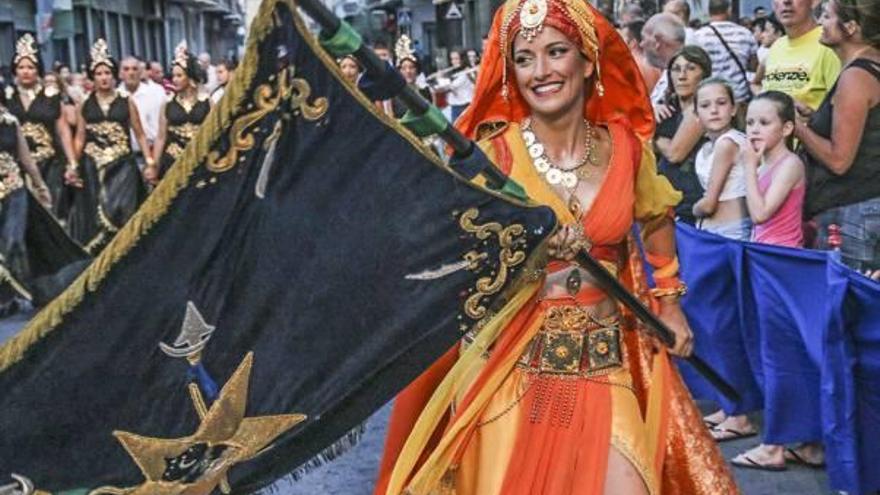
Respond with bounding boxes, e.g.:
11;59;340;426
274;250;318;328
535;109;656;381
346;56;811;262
670;55;705;100
513;26;593;122
450;51;462;68
695;83;736;133
819;1;848;48
339;58;360;83
399;60;418;84
15;59;38;87
216;64;230;85
467;50;479;66
745;98;792;152
172;65;191;92
761;22;782;47
92;64;115;91
44;73;59;90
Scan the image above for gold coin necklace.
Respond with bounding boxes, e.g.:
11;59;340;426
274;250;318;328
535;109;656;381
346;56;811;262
521;117;598;191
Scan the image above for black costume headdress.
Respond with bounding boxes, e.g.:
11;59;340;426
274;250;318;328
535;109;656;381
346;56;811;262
12;34;44;77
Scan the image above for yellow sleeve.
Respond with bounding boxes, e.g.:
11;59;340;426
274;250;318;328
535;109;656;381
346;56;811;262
820;47;842;93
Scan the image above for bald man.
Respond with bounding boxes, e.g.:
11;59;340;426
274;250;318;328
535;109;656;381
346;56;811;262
641;13;686;104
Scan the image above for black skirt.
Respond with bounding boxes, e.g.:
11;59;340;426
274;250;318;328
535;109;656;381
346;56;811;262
67;154;146;254
37;156;73;222
0;188;89;312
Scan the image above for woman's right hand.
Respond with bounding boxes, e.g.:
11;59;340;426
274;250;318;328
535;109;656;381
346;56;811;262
143;164;159;186
794;101;814;124
64;168;83;188
654;104;674;122
547;225;590;260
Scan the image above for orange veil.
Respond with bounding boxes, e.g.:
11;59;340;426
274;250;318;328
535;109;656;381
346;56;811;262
456;0;654;142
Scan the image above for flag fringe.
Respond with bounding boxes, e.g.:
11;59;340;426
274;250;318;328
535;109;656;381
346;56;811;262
259;423;367;493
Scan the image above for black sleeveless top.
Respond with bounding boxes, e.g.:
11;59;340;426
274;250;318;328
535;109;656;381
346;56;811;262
5;85;61;165
804;58;880;217
81;91;132;167
0;110;25;200
163;94;210;161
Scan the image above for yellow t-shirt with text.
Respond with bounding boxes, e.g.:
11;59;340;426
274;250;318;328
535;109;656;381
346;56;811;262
763;26;841;109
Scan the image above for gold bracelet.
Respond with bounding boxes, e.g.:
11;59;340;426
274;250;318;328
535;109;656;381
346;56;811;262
66;161;78;173
649;284;688;300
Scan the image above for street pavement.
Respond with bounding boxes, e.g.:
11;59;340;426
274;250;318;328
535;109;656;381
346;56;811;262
0;314;831;495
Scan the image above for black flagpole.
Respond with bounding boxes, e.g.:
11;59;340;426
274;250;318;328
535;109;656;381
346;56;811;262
295;0;740;403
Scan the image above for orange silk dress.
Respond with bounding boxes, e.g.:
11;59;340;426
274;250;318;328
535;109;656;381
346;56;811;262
376;120;739;495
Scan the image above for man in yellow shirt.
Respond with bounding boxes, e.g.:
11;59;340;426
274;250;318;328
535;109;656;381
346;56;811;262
763;0;841;109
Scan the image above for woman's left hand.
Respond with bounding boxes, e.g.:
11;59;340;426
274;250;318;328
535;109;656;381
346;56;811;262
657;299;694;357
34;185;52;210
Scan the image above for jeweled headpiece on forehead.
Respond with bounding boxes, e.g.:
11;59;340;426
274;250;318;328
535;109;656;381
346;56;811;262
89;38;114;72
499;0;602;99
395;35;418;67
14;34;40;68
173;40;189;70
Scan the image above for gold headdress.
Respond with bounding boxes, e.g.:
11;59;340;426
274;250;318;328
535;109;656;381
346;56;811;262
13;34;39;68
394;35;418;67
499;0;603;98
89;38;114;72
173;40;189;70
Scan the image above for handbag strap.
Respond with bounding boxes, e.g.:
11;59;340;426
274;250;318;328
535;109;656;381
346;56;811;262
707;23;754;99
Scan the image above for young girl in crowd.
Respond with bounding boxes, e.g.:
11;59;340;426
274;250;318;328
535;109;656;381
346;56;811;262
724;91;819;471
692;78;751;240
744;91;805;247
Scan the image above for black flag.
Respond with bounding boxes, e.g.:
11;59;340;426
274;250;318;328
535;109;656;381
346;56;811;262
0;0;555;493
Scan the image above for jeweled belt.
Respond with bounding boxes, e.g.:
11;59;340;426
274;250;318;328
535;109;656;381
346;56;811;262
517;306;624;377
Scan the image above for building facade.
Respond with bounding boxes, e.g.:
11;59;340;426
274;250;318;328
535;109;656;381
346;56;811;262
0;0;244;75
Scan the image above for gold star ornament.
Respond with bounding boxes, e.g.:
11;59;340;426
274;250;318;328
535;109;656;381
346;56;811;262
90;353;305;495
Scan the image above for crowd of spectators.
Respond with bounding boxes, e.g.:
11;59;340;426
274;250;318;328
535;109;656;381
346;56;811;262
619;0;879;472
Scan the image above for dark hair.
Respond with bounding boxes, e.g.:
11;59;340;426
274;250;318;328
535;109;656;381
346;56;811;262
834;0;880;49
764;14;784;35
86;58;117;80
11;49;45;78
217;58;238;71
173;52;206;84
708;0;731;16
624;19;646;43
695;77;736;117
666;46;713;103
751;90;796;147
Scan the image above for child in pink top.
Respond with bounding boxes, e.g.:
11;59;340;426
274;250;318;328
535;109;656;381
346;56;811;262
728;91;811;471
743;91;806;248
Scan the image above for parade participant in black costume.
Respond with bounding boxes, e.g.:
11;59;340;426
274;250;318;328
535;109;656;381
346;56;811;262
6;34;80;221
393;35;431;118
0;85;87;316
152;42;211;181
70;39;152;254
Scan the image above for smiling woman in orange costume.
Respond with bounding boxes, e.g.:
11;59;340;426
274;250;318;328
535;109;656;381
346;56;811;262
373;0;739;493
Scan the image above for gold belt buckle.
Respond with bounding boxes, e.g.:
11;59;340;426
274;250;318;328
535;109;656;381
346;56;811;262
539;332;584;374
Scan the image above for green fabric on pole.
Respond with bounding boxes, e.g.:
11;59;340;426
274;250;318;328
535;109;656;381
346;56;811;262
319;21;363;57
400;106;449;137
501;179;528;201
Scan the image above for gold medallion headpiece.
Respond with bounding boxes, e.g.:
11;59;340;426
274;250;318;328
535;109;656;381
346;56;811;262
14;34;39;68
173;40;189;70
499;0;603;99
89;38;114;72
395;35;418;67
